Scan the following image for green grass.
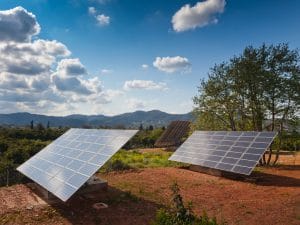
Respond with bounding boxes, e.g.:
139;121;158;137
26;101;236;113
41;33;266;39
100;149;183;172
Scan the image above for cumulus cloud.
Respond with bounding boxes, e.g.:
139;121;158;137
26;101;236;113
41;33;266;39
153;56;191;73
0;74;29;90
52;58;103;96
56;58;87;77
123;80;167;91
52;76;92;95
0;7;116;115
0;6;41;42
96;14;110;26
172;0;226;32
0;39;70;76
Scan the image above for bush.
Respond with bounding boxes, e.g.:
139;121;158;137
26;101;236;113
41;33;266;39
272;131;300;151
101;150;182;171
103;159;132;172
123;128;164;149
153;183;222;225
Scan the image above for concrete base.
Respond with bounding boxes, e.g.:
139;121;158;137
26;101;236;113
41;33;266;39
28;175;108;202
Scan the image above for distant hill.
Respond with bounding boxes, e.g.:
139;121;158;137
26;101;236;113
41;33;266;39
0;110;194;128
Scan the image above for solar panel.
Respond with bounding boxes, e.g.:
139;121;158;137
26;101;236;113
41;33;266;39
17;128;138;201
169;131;277;175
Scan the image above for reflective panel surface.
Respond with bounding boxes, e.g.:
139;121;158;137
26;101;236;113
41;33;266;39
169;131;277;175
17;128;138;201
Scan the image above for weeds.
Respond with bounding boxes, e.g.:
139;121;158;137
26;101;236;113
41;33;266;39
152;182;223;225
100;149;183;172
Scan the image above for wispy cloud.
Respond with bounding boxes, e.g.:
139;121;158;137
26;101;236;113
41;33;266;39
123;80;168;91
88;6;96;15
126;98;146;110
88;6;110;26
141;64;149;69
101;69;113;74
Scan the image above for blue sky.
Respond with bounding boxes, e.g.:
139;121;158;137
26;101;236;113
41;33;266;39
0;0;299;116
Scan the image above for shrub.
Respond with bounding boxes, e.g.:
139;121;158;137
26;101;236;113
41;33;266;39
153;183;222;225
103;159;132;172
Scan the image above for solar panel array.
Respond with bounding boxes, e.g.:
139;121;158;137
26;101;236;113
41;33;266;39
169;131;277;175
17;128;138;201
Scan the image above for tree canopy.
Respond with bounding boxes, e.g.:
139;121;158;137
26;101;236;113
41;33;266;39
193;43;300;132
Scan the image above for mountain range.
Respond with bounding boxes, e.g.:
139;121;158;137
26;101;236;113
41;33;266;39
0;110;194;128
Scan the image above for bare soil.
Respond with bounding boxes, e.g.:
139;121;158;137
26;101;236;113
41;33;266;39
0;156;299;225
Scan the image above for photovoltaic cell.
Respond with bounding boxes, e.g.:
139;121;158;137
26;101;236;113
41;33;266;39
169;131;277;175
17;128;137;201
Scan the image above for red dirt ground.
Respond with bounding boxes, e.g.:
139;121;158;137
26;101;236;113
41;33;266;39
0;157;299;225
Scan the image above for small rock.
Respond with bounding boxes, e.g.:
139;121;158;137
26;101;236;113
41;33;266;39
26;205;34;210
93;202;108;210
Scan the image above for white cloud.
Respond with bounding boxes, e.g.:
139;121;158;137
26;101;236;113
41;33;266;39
172;0;226;32
126;98;146;110
153;56;191;73
96;14;110;26
88;7;96;15
0;40;70;76
101;69;113;74
88;5;110;27
141;64;149;69
0;6;40;42
52;76;92;95
0;7;116;115
123;80;167;91
56;58;87;77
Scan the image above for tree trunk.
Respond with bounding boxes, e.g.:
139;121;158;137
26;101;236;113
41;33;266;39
273;99;290;165
262;153;266;165
266;147;273;165
273;124;283;166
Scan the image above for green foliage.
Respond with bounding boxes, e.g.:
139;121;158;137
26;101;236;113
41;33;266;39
0;127;66;186
153;183;221;225
103;159;133;172
193;43;300;132
124;128;164;149
101;149;183;172
272;131;300;151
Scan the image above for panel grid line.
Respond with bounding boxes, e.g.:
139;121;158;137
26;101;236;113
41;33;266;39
169;131;277;175
17;128;138;201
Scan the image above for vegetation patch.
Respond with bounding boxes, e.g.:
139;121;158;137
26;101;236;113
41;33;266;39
101;149;183;172
153;182;223;225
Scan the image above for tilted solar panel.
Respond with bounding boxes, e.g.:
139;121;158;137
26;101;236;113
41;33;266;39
17;128;138;201
169;131;277;175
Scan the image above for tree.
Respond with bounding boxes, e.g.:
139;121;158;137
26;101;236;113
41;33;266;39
193;43;300;165
30;120;34;129
193;63;242;131
36;123;45;131
47;121;50;129
139;123;144;131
